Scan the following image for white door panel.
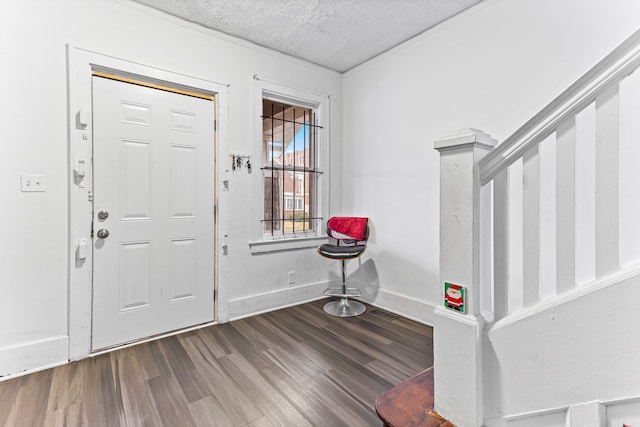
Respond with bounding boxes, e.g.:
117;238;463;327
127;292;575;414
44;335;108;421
91;76;215;351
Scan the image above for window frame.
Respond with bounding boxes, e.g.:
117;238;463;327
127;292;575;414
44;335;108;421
249;79;330;253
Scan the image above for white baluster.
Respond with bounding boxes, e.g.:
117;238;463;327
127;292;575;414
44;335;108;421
556;117;576;293
522;145;540;307
509;159;524;313
539;132;557;300
595;83;620;278
575;102;597;286
493;168;509;320
619;70;640;266
479;182;493;316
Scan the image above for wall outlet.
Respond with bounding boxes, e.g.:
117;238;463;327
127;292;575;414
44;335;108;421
288;271;295;285
21;174;47;192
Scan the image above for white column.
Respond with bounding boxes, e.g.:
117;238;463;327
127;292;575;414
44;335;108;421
433;129;497;427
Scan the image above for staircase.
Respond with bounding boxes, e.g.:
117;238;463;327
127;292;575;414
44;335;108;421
434;29;640;427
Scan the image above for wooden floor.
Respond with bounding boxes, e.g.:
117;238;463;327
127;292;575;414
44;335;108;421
0;299;433;427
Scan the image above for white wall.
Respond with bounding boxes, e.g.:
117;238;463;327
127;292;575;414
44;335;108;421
342;0;640;324
0;0;342;375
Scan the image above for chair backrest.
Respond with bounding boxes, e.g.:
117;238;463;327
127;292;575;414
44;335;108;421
326;217;369;242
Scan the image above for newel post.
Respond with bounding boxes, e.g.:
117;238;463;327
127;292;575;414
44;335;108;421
433;129;496;427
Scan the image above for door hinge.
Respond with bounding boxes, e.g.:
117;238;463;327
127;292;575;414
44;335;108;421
88;190;93;202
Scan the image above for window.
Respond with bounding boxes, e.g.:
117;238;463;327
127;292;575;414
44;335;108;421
285;197;304;211
262;98;322;236
249;79;329;252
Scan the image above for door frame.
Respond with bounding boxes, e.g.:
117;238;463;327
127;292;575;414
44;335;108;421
67;46;229;361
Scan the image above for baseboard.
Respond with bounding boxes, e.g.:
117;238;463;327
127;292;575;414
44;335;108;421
222;284;436;326
228;281;328;320
362;289;435;326
485;408;568;427
0;335;68;378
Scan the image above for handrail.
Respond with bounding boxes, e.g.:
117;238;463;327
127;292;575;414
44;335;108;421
479;28;640;185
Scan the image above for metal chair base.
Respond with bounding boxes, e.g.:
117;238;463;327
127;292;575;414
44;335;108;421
323;286;361;298
323;297;366;317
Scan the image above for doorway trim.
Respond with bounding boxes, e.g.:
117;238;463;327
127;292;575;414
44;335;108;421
67;46;228;361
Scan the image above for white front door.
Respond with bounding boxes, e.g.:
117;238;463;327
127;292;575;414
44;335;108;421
91;75;215;351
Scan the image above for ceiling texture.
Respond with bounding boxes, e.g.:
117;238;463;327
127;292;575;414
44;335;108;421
131;0;484;72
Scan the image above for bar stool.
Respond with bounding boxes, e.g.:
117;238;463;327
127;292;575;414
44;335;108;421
318;217;369;317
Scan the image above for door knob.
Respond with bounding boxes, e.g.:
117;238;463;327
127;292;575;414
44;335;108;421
96;229;110;239
97;210;109;220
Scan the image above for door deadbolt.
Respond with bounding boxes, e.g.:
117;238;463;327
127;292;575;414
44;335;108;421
97;210;109;220
96;229;110;239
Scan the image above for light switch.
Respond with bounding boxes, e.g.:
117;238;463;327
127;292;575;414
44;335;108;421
77;159;86;178
79;109;89;127
77;239;88;260
21;174;47;192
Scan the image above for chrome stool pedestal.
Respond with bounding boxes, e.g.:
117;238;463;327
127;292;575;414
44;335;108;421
323;298;366;317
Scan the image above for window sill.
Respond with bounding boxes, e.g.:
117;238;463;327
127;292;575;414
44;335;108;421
249;236;328;254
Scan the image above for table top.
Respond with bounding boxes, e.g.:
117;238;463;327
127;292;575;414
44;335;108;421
375;367;455;427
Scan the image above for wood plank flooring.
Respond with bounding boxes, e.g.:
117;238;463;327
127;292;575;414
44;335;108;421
0;299;433;426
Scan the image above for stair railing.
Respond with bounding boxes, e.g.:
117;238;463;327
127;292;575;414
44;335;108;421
479;28;640;322
433;28;640;426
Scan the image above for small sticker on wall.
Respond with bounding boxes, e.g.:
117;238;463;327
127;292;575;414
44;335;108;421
444;282;465;313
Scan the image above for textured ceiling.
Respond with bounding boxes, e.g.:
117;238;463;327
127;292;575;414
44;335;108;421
131;0;483;72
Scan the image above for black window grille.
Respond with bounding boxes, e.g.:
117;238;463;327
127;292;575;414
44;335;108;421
261;99;323;235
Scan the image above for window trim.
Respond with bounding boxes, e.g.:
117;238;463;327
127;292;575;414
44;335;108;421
250;78;329;253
